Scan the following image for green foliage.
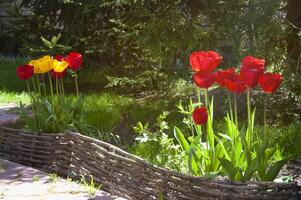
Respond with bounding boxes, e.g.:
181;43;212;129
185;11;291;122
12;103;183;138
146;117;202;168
20;94;85;133
218;115;287;182
10;0;286;67
11;0;300;112
19;93;123;145
174;98;222;178
130;111;187;172
35;34;71;55
105;69;168;92
276;123;301;158
174;90;288;181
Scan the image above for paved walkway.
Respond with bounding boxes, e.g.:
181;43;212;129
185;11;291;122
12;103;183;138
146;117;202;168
0;159;126;200
0;103;21;126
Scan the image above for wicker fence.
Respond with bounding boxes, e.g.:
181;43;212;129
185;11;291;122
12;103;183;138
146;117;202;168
0;127;300;200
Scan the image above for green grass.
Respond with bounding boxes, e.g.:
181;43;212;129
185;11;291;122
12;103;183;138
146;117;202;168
0;91;30;106
83;92;136;131
83;92;182;132
0;55;30;92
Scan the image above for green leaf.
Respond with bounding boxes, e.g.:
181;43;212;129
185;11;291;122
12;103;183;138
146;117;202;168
265;148;276;159
209;96;214;121
219;133;232;141
207;115;214;148
206;98;215;148
243;158;257;181
214;136;230;160
234;169;243;181
174;126;189;153
264;159;287;181
188;147;198;175
41;36;52;48
219;158;237;180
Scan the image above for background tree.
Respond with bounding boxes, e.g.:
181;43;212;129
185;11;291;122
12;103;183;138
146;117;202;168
286;0;301;73
7;0;301;120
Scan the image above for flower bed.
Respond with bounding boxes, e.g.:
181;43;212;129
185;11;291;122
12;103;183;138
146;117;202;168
0;127;300;200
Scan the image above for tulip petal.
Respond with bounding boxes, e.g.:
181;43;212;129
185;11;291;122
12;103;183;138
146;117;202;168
192;107;208;125
259;73;282;93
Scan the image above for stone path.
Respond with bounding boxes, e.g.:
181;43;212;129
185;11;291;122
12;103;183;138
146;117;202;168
0;103;21;126
0;159;126;200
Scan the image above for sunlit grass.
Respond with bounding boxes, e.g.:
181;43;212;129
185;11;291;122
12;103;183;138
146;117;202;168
83;92;136;131
0;91;30;106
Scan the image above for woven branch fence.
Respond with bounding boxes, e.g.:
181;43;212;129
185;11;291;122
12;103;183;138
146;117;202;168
0;127;300;200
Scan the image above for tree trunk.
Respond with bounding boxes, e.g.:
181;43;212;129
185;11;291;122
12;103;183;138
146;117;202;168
286;0;301;72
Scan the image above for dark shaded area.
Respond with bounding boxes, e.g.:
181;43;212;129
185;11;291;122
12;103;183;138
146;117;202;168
286;0;301;70
0;35;19;56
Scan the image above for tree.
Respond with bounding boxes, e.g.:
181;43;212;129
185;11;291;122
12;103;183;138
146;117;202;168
286;0;301;73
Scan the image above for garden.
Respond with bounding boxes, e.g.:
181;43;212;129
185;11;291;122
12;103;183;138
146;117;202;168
0;0;301;199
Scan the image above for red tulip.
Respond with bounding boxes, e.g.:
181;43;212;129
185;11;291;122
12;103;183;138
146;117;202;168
225;74;246;93
241;56;265;75
190;51;222;72
54;54;65;62
66;52;82;71
16;64;34;80
192;107;208;125
50;69;66;79
193;72;215;89
259;73;282;93
239;56;265;88
213;67;236;88
239;68;260;88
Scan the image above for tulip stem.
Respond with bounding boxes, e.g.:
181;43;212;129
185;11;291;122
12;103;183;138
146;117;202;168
26;80;31;94
194;89;202;137
247;88;252;147
61;77;65;98
247;89;251;125
36;75;41;95
58;77;62;95
47;73;55;131
75;72;79;96
204;88;208;108
31;78;36;94
234;94;238;127
227;91;233;122
27;80;37;130
55;78;59;95
47;73;54;101
42;75;47;96
197;87;201;106
263;100;267;133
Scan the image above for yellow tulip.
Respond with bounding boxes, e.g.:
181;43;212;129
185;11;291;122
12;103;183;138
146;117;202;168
29;55;53;74
51;59;68;73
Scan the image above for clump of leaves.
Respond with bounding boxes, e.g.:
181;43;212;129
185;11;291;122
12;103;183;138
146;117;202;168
20;94;84;133
80;175;102;197
130;112;187;172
